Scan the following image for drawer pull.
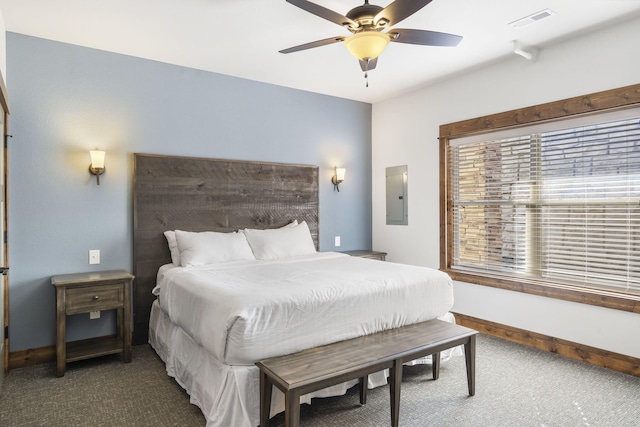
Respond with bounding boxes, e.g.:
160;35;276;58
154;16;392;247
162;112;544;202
93;295;100;300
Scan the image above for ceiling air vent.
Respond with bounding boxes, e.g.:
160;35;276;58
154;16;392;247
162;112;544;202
509;9;556;29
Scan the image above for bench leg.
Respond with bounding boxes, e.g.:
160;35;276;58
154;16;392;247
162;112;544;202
285;390;301;427
465;334;476;396
259;370;273;427
359;375;368;405
432;351;441;380
389;360;403;427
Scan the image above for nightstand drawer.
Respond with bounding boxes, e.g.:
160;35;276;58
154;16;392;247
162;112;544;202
66;284;123;314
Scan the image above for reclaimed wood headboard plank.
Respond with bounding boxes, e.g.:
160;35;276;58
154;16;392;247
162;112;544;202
132;153;319;344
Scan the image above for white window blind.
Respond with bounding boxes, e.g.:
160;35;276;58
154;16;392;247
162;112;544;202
449;110;640;294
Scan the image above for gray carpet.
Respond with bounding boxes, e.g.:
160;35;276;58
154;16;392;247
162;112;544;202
0;334;638;426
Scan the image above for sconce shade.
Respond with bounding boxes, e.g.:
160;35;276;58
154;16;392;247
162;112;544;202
331;167;346;192
89;150;105;169
89;150;106;185
344;31;390;60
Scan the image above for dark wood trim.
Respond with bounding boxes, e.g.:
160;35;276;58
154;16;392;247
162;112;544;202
440;83;640;139
13;315;640;380
448;271;640;314
438;132;448;272
453;312;640;377
439;83;640;313
10;345;56;369
0;70;9;115
1;69;7;377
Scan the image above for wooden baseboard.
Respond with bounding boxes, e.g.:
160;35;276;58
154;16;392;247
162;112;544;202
9;345;55;369
453;312;640;377
10;321;640;377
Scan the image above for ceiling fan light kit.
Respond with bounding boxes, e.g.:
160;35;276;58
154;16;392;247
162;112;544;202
344;31;390;61
281;0;462;83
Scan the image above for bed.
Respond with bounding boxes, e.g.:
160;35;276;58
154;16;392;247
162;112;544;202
133;154;460;427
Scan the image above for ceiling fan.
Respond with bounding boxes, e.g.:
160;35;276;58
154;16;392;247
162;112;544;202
280;0;462;78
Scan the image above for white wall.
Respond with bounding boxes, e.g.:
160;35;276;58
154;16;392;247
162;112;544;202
372;15;640;358
0;8;5;79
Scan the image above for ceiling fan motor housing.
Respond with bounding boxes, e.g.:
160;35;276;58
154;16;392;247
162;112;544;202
346;3;386;31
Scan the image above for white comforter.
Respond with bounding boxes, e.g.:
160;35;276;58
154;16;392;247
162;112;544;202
155;252;453;365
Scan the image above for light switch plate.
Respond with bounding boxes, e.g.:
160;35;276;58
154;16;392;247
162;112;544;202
335;236;341;247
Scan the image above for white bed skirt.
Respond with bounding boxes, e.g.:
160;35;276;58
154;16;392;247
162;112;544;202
148;300;462;427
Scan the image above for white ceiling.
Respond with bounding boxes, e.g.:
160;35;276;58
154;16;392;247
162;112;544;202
1;0;640;103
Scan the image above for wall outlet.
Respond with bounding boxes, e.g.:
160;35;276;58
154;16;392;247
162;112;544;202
89;311;100;320
89;249;100;265
335;236;341;247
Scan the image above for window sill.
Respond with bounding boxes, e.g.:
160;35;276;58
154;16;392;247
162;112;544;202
446;269;640;314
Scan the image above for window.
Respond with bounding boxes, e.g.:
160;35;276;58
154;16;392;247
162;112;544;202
439;84;640;312
450;111;639;293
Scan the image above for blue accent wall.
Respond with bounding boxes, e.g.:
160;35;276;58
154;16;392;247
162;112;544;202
7;33;372;351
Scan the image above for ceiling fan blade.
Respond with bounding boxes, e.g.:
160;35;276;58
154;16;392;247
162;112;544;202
374;0;433;27
359;57;378;72
280;36;346;54
286;0;357;29
388;28;462;46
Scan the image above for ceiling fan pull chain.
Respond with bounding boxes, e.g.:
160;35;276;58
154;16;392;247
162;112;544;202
365;71;369;87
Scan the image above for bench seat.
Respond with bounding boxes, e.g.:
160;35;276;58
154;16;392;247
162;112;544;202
256;318;478;427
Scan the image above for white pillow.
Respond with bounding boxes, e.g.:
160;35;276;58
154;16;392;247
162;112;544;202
244;221;316;260
163;231;181;265
175;230;256;267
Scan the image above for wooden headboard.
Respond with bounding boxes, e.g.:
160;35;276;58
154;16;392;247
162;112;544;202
132;153;319;344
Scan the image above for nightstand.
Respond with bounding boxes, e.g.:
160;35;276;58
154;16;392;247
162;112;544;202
51;270;134;377
341;250;387;261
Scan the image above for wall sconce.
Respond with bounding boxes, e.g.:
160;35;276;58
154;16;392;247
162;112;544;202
331;167;346;192
89;150;106;185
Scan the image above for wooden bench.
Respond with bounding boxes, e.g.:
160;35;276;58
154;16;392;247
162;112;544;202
256;319;478;427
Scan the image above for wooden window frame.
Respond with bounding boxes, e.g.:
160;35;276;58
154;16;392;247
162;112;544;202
439;83;640;314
